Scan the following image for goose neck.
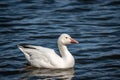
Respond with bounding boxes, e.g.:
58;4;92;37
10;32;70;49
58;43;70;57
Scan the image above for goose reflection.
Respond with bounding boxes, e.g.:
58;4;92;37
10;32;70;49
22;68;74;80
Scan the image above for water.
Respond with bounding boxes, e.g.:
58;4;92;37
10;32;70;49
0;0;120;80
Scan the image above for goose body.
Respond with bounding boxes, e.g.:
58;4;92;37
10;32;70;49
18;34;78;69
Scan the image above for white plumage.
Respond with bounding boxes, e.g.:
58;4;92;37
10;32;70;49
18;33;78;69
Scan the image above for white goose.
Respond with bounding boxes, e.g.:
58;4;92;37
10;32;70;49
18;34;78;69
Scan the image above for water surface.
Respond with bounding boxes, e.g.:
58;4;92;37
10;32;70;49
0;0;120;80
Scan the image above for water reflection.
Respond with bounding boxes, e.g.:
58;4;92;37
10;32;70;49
22;68;74;80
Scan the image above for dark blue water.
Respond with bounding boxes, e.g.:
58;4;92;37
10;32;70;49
0;0;120;80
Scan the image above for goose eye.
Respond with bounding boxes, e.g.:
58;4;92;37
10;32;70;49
65;37;68;39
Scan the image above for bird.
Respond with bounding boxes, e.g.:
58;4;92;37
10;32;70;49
18;33;79;69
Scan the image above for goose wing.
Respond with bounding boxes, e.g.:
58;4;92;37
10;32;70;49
18;44;61;68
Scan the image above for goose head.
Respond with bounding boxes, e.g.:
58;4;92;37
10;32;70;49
58;34;79;45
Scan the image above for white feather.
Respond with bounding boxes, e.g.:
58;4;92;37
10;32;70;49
18;34;78;69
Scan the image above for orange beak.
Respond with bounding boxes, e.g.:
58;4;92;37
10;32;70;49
70;38;79;44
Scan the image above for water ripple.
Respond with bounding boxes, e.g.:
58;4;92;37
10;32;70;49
0;0;120;79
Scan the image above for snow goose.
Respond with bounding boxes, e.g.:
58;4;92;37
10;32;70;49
18;33;78;69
